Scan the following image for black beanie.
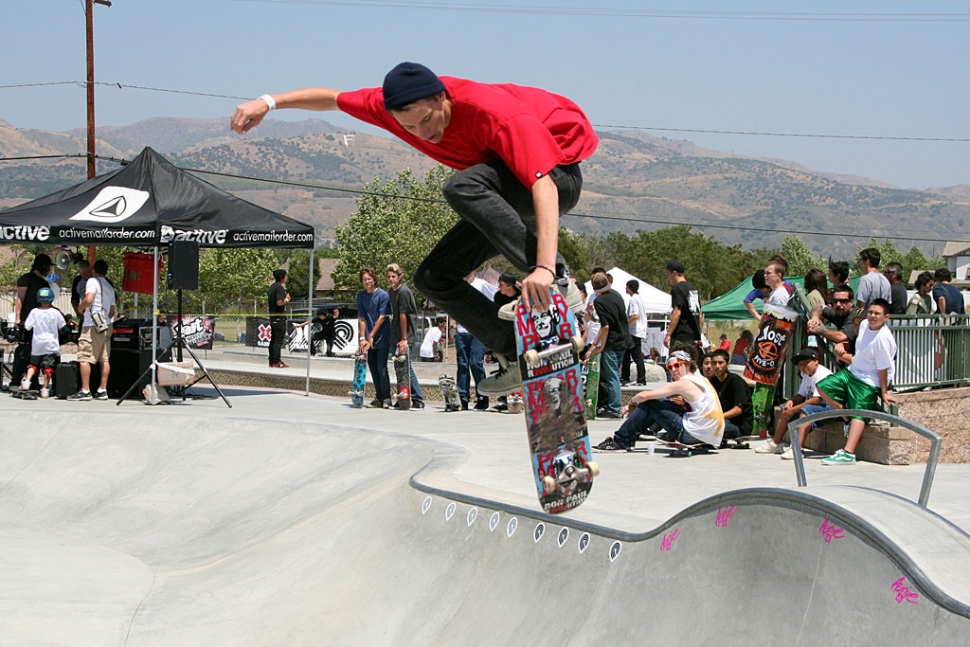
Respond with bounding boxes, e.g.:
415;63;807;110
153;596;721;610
383;62;446;110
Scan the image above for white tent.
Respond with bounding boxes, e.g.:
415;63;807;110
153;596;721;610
585;267;671;314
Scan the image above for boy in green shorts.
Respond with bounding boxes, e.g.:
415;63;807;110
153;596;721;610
816;298;897;465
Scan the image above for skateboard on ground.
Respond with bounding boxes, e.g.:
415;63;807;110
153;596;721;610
723;435;757;450
11;387;40;401
514;288;598;514
507;391;524;414
350;353;367;408
392;352;412;411
583;357;600;420
661;439;717;457
438;373;461;412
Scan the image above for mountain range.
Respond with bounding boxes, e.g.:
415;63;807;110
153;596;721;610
1;116;968;259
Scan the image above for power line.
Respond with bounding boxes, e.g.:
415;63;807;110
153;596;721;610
596;125;970;144
4;81;967;144
3;152;963;245
231;1;970;22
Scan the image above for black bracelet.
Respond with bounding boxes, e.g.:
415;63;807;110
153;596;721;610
534;264;557;279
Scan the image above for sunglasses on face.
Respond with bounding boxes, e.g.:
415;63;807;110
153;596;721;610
833;298;852;303
666;361;686;370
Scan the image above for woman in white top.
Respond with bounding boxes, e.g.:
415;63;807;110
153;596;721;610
595;344;725;451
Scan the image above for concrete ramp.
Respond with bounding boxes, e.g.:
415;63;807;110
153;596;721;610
1;406;968;645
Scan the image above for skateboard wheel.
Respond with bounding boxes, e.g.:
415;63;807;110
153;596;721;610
524;349;539;368
542;476;557;494
570;335;583;354
587;461;600;478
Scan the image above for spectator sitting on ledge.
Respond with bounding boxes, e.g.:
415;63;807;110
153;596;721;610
815;298;897;466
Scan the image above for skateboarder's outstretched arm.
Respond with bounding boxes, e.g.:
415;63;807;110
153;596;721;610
231;88;341;134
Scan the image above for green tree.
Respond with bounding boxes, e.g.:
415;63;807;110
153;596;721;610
333;166;457;291
283;248;319;302
194;248;279;312
781;234;826;277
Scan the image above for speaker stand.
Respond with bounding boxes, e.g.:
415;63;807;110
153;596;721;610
116;289;231;408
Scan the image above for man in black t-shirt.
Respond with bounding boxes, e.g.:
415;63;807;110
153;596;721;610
710;349;752;440
13;254;53;387
664;260;701;348
807;284;857;346
584;274;632;418
267;269;290;368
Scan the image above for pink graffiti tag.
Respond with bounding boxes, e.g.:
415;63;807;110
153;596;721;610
661;528;680;552
715;506;737;528
818;518;845;543
891;578;920;605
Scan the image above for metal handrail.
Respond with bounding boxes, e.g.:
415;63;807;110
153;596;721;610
788;409;943;507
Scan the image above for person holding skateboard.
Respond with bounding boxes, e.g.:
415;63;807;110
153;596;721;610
231;62;598;397
594;343;725;452
356;267;392;408
386;263;424;409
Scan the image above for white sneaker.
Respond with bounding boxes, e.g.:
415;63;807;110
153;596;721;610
40;387;49;399
19;377;30;391
754;439;783;454
781;446;804;460
478;355;521;396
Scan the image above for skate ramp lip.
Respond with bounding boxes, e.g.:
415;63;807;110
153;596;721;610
1;394;970;645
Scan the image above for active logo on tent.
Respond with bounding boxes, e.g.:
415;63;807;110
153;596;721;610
70;186;150;224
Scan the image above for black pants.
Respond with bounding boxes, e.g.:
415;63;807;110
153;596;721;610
413;161;583;357
621;336;645;383
269;316;286;364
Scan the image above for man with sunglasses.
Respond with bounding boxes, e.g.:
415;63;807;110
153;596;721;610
594;344;724;452
807;284;857;346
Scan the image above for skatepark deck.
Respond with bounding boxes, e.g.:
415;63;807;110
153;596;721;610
1;374;969;645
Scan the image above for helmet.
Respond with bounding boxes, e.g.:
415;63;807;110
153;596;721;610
36;287;55;304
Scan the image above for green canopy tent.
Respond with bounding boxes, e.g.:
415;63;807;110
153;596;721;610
702;275;862;320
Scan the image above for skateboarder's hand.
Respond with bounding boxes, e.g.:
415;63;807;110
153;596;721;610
231;99;270;134
521;268;554;312
359;338;372;353
396;340;408;354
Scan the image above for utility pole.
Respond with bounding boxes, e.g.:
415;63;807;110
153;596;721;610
85;0;111;263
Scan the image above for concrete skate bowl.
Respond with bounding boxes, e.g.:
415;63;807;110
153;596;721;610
2;410;969;646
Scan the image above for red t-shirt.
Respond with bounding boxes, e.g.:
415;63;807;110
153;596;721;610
337;77;599;189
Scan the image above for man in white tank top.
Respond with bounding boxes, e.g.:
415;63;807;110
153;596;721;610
594;344;725;451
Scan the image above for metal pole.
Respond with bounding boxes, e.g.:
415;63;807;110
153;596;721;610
305;249;314;395
84;0;110;265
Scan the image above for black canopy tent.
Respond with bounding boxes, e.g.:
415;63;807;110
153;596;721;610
0;147;318;398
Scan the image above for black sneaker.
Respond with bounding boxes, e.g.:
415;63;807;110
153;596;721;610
68;390;92;401
412;401;425;410
93;390;109;401
593;437;627;452
367;399;384;409
493;402;509;412
473;398;490;411
599;410;621;419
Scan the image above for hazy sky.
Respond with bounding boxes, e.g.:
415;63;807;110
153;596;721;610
2;0;968;189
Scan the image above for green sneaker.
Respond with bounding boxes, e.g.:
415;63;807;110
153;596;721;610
822;448;856;466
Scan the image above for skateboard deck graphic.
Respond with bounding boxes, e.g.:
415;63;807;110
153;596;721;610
583;357;600;420
392;353;412;410
514;289;597;514
350;353;367;408
438;373;461;412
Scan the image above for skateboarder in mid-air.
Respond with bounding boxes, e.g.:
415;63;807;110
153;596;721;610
231;62;599;398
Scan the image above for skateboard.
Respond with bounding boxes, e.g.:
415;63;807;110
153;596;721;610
723;435;757;450
507;391;524;414
583;357;600;420
350;352;367;408
514;289;598;514
392;352;412;411
11;388;40;401
662;439;717;457
438;373;461;412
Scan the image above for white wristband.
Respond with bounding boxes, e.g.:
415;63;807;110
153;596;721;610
259;94;276;111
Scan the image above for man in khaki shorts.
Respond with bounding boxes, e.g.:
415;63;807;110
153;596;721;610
69;259;116;401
